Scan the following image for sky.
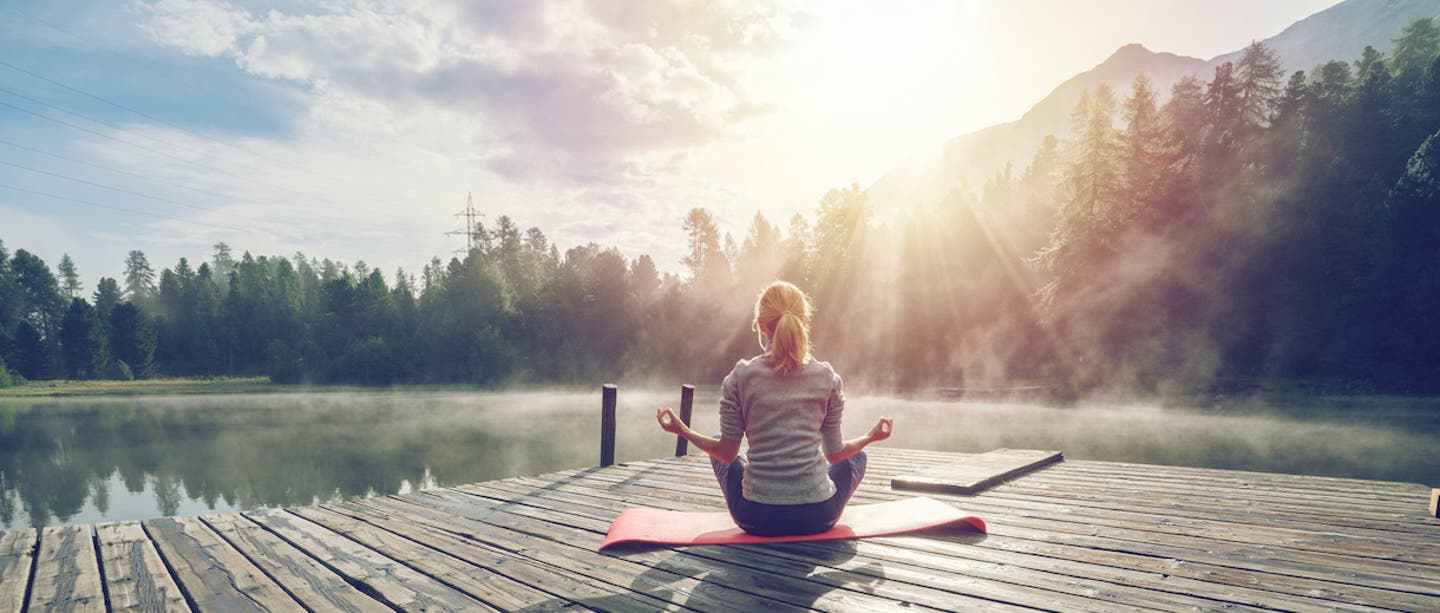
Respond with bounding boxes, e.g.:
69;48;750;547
0;0;1340;287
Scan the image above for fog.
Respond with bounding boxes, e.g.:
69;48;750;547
2;388;1436;529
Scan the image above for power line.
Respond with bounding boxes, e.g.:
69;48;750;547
0;59;243;155
0;182;250;233
0;97;338;206
0;5;88;46
0;158;217;213
0;140;392;231
0;137;235;202
0;84;210;157
0;58;416;206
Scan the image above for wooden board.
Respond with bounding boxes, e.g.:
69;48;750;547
200;513;387;612
0;529;37;613
891;449;1063;494
12;447;1440;613
29;524;105;612
94;522;188;612
144;515;299;611
1430;488;1438;518
244;507;490;611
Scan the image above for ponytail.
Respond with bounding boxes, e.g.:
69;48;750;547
754;281;812;374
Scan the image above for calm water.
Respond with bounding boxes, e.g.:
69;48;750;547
2;389;1438;529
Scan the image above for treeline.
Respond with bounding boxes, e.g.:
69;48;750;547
4;19;1440;393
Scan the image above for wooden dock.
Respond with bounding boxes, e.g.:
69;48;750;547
2;447;1438;611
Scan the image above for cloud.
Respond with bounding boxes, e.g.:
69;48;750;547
135;0;787;183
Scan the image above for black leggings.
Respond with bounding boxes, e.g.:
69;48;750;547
710;451;868;536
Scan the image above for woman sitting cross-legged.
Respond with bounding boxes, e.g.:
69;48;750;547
657;280;892;536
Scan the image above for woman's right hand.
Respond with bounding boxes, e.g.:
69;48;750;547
867;417;893;443
656;408;684;434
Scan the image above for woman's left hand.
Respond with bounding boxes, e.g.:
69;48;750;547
656;407;684;434
867;417;893;443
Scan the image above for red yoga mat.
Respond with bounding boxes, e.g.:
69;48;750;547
599;497;985;550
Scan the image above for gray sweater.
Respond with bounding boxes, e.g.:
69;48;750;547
719;355;845;504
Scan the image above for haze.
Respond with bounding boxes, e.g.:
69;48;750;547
1;0;1336;284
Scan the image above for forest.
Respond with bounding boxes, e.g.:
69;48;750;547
2;19;1439;395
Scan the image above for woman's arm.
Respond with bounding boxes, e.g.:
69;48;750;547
657;408;742;463
824;417;892;464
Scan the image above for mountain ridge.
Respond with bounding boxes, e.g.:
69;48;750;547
866;0;1440;212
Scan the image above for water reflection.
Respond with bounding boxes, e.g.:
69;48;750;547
2;390;1437;529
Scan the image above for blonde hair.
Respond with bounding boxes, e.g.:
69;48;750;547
754;281;812;374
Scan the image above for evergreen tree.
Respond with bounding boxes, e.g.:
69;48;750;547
1120;74;1164;214
1235;41;1285;129
108;302;155;379
1391;17;1440;81
12;321;46;381
11;249;65;378
59;298;105;379
92;278;122;324
123;250;156;303
681;208;727;287
58;254;81;299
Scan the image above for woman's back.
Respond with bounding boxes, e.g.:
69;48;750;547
719;356;844;505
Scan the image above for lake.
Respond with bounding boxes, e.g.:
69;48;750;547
2;388;1438;530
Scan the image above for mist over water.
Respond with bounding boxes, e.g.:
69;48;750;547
2;389;1437;529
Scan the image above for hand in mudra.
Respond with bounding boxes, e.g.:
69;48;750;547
868;417;894;442
656;408;684;434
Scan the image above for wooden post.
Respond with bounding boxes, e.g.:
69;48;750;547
600;384;617;467
1430;489;1439;519
674;384;695;457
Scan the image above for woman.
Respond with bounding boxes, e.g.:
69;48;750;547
657;281;892;536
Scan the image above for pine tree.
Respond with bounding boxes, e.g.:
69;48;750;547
1391;17;1440;81
59;298;105;379
1235;41;1285;129
58;254;81;298
108;302;155;379
1120;74;1164;215
123;250;156;303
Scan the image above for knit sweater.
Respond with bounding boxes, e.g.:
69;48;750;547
718;355;845;504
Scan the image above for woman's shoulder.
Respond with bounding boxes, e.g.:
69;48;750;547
730;355;841;382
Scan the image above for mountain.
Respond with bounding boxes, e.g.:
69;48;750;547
866;44;1205;211
866;0;1440;213
1209;0;1440;73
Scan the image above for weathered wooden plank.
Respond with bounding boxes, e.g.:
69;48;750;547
892;449;1063;494
29;524;105;613
880;447;1429;493
290;505;605;611
244;508;491;612
1430;488;1438;518
311;502;683;612
586;457;1440;606
374;490;972;613
95;522;189;612
623;457;1440;573
353;496;810;613
969;460;1429;508
491;470;1392;613
477;475;1306;612
427;485;1093;613
866;454;1440;541
0;529;37;613
530;463;1440;611
988;474;1440;537
874;452;1430;512
143;515;300;611
1013;465;1426;511
199;513;387;613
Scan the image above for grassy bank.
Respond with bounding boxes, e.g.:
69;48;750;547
0;377;575;397
0;377;284;397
